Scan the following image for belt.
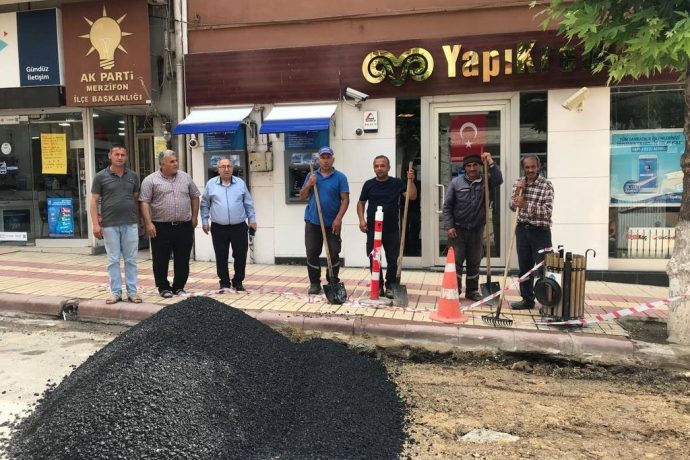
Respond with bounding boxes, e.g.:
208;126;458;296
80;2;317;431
517;222;549;229
154;221;190;226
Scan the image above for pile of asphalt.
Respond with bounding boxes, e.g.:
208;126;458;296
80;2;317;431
8;297;407;459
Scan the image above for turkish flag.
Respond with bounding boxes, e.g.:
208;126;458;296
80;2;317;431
450;114;487;162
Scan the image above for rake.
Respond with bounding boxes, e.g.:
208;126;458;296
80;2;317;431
482;189;522;327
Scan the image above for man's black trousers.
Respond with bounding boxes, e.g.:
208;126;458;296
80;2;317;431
305;222;341;284
515;223;552;302
448;226;483;294
150;221;194;293
366;229;400;290
211;222;249;288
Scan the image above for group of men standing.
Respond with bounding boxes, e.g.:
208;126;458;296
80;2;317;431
93;143;553;310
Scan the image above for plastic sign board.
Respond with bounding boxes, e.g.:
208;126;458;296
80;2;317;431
363;111;378;133
0;9;63;89
0;232;27;241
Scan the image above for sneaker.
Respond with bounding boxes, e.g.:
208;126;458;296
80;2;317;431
174;289;188;296
219;284;232;292
160;290;173;299
127;294;143;304
384;288;394;299
106;293;121;304
233;284;246;292
465;291;484;302
308;283;322;295
511;299;535;310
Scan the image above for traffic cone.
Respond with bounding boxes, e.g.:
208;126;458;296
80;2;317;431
430;247;469;324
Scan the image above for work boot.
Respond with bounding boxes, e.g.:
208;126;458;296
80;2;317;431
465;291;483;302
308;283;322;295
511;299;535;310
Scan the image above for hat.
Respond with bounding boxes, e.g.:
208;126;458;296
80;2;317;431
318;146;334;157
463;155;481;167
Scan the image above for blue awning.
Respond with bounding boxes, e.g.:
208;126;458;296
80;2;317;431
259;103;336;134
172;106;253;135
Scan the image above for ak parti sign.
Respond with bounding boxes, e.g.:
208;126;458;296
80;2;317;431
62;0;151;107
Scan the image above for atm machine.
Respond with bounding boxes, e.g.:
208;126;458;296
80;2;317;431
284;130;329;203
203;129;248;182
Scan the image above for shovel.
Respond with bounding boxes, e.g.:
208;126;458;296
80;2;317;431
393;161;413;307
479;158;500;305
310;164;347;304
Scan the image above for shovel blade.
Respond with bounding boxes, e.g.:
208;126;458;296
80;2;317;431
323;281;348;305
480;282;500;306
392;283;408;307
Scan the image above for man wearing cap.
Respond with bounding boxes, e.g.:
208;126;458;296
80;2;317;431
299;146;350;295
442;151;503;301
357;155;417;298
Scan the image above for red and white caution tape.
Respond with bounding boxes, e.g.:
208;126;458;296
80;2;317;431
536;296;684;327
461;261;544;311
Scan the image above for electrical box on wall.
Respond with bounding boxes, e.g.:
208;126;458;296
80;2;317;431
249;151;273;172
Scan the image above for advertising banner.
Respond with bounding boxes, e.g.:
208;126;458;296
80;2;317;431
62;0;151;107
610;130;685;207
450;114;486;162
0;9;63;89
47;198;74;237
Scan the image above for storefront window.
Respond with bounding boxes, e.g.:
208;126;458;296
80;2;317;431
519;91;548;176
0;111;86;242
609;85;684;259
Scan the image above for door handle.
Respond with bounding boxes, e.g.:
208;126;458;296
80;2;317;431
435;184;445;214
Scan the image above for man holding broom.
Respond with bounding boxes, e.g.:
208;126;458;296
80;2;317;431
442;151;502;301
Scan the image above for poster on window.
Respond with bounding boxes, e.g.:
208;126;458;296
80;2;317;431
610;130;685;207
47;197;74;237
450;114;486;162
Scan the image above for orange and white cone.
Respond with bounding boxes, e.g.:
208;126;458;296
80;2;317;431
430;247;469;324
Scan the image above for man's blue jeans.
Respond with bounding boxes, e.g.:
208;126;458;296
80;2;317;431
102;224;139;297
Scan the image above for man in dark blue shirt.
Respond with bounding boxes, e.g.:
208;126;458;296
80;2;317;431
299;146;350;295
357;155;417;298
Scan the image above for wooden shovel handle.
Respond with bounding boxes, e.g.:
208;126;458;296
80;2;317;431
309;163;335;279
483;158;492;273
396;161;413;278
497;188;522;310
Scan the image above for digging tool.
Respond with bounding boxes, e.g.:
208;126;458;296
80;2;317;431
310;163;347;304
479;158;500;305
392;161;414;307
482;188;522;327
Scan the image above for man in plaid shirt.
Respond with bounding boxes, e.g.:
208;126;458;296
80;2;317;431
509;155;554;310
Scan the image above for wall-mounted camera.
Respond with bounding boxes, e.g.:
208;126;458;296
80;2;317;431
188;134;199;148
562;87;590;111
343;87;370;108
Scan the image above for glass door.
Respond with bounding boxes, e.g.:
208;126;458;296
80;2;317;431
430;103;508;266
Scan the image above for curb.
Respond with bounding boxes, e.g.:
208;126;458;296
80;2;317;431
0;292;687;369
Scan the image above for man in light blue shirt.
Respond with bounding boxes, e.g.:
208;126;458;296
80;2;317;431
200;156;257;291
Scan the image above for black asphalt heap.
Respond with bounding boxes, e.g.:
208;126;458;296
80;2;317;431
8;297;407;459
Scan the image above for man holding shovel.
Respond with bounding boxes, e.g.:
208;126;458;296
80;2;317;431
509;155;554;310
442;152;503;301
357;156;417;298
299;146;350;295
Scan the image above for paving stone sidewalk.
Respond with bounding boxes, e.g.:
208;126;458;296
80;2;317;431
0;248;669;338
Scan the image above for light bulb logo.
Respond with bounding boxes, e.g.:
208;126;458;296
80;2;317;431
79;5;132;70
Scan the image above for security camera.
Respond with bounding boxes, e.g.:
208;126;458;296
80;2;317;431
188;134;199;148
562;87;590;111
344;87;369;102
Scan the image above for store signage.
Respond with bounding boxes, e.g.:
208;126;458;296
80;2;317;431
0;9;63;89
363;111;378;133
610;130;685;207
205;130;246;152
363;41;595;87
0;232;27;242
0;115;28;124
62;0;151;107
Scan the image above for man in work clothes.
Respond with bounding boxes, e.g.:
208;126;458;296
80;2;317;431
357;155;417;298
509;155;554;310
139;150;201;298
442;151;503;301
90;144;142;304
299;146;350;295
200;156;257;292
